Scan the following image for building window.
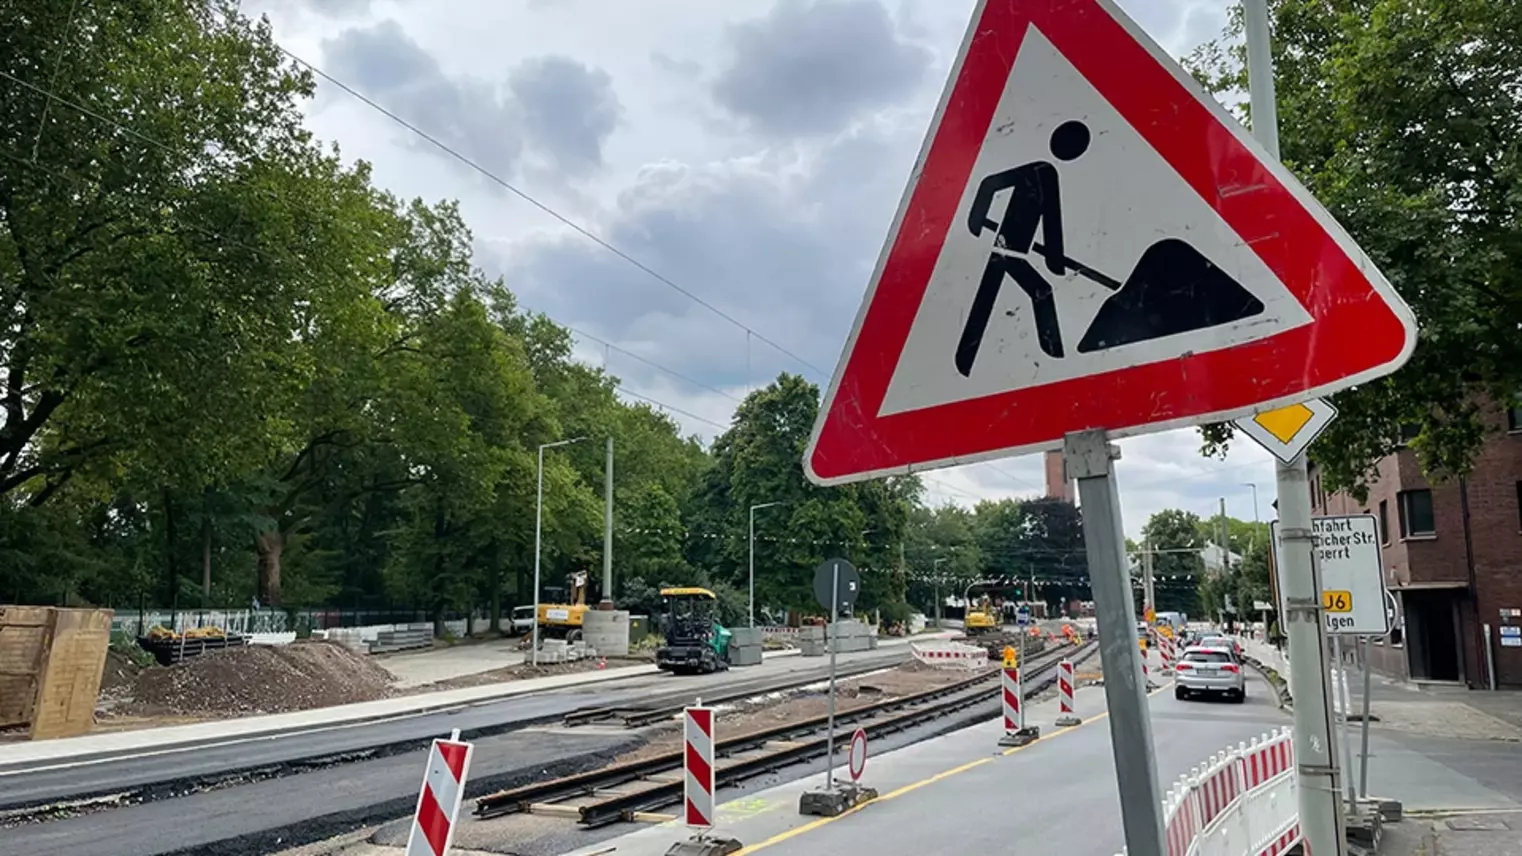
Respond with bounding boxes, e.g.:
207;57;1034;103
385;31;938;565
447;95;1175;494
1398;489;1436;538
1378;500;1390;545
1510;401;1522;433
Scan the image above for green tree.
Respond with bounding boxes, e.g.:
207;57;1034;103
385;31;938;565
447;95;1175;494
1140;509;1207;614
1191;0;1522;496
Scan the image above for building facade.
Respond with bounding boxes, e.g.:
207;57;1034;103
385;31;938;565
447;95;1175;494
1309;401;1522;687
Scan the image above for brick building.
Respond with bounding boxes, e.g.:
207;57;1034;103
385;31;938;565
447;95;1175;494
1044;450;1074;503
1309;401;1522;687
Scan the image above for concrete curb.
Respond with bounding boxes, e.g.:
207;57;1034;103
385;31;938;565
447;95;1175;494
1240;654;1295;711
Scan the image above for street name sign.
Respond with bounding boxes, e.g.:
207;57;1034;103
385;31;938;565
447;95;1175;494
803;0;1416;487
1271;514;1390;636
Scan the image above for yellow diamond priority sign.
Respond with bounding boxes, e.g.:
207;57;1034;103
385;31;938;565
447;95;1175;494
1234;398;1338;464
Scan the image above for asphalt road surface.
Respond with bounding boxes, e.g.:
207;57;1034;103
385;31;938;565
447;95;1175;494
0;729;636;856
756;673;1286;856
2;647;911;811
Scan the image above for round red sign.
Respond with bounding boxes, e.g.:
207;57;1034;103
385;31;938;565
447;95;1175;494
848;728;868;781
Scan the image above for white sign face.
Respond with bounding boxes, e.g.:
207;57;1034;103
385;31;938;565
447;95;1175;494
1271;514;1389;636
1233;398;1338;465
545;608;570;622
877;24;1313;417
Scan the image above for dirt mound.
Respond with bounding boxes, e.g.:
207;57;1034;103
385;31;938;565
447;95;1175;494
99;641;396;719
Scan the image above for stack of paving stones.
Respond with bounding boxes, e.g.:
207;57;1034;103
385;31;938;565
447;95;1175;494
367;625;432;654
727;627;764;666
799;619;879;657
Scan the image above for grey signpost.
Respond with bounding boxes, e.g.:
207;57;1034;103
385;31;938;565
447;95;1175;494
799;558;872;816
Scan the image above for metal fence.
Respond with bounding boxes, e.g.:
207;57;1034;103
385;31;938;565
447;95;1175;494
109;607;481;637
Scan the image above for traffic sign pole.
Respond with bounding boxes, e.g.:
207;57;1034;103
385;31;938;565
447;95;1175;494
1065;430;1164;856
1246;7;1347;852
825;561;839;793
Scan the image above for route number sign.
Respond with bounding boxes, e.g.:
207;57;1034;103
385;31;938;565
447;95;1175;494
1322;590;1352;613
1271;514;1390;636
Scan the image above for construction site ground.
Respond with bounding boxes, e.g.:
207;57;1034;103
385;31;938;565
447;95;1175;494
87;638;654;733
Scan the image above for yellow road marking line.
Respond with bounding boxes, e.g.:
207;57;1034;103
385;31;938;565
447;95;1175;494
735;680;1173;854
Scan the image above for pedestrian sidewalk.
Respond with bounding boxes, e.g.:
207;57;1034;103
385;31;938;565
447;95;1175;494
1383;811;1522;856
0;661;662;772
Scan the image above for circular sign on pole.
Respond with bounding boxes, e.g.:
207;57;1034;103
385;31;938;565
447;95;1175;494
847;728;868;781
812;558;861;613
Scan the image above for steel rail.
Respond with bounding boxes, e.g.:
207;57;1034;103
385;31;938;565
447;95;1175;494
476;640;1097;826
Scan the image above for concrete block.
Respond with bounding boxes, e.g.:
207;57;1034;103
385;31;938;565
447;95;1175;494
800;641;827;657
799;784;877;817
728;627;763;648
581;610;630;656
729;646;763;666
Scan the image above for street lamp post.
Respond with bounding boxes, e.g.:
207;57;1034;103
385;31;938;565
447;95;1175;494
748;501;781;627
933;557;947;628
533;436;587;666
1243;482;1261;524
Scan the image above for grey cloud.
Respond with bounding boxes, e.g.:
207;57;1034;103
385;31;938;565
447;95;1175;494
510;57;622;178
494;114;926;395
320;21;620;182
712;0;932;137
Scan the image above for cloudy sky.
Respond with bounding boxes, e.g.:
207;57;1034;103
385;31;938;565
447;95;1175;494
247;0;1278;536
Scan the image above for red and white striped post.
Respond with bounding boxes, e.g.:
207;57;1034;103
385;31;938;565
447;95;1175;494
1159;632;1175;675
1002;666;1022;732
683;705;716;829
1055;659;1081;726
405;730;474;856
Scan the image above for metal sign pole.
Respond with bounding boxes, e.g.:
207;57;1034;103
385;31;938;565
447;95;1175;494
1333;636;1357;807
1358;636;1374;799
1065;431;1164;856
1017;609;1026;729
1245;2;1348;852
825;561;839;793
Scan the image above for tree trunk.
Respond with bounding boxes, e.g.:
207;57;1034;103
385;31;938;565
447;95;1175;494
256;529;283;606
202;518;212;600
164;491;178;617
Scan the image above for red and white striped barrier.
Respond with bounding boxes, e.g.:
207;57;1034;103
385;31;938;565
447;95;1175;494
1001;666;1022;732
405;734;474;856
1055;659;1081;726
910;641;989;670
1119;727;1300;856
683;705;716;829
1159;633;1176;675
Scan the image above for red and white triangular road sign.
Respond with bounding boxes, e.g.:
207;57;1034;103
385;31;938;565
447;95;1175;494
804;0;1415;487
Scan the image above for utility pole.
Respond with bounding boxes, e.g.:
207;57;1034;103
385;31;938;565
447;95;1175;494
1142;541;1156;618
748;501;781;627
1245;2;1347;852
600;437;614;610
932;557;947;628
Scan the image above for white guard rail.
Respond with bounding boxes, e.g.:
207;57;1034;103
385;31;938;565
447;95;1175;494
1119;727;1303;856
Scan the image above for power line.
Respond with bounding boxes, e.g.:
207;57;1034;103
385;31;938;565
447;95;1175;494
248;30;831;381
570;327;741;404
0;69;738;442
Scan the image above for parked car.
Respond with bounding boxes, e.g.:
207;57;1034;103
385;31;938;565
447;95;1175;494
510;605;536;636
1174;645;1246;703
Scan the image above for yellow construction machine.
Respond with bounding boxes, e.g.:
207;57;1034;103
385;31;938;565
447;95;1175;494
965;593;1000;634
537;570;591;644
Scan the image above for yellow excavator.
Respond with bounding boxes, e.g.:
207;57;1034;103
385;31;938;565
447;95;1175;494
965;592;1000;635
537;570;591;644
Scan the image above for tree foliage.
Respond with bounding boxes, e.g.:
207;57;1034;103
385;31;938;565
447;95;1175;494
1189;0;1522;498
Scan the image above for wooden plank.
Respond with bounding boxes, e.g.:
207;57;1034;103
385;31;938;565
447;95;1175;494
0;606;50;728
29;608;114;740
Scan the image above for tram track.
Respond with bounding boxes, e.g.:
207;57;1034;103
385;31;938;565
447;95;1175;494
474;640;1100;828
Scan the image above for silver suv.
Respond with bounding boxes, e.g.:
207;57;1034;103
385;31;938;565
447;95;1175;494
1174;646;1246;703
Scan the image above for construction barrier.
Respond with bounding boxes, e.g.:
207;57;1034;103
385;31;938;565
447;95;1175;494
910;641;989;670
405;734;474;856
1159;632;1176;675
1117;727;1300;856
1001;666;1021;731
683;705;716;829
1055;659;1081;726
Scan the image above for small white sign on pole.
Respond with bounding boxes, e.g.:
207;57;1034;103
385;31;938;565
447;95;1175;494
1271;514;1389;636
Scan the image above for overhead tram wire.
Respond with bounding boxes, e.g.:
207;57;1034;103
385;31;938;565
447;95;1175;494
243;28;831;382
0;69;735;439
